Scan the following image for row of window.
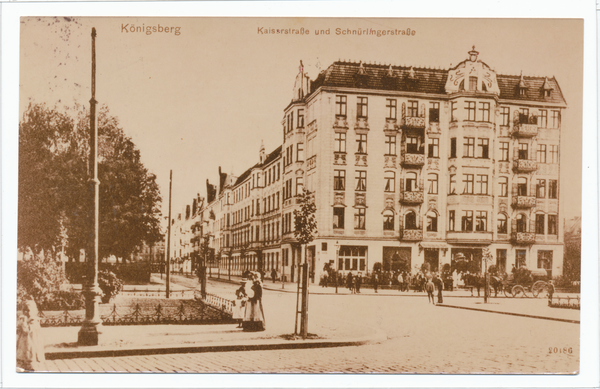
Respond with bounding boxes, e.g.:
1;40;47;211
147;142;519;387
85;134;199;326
284;108;305;134
231;220;282;247
332;207;559;235
231;191;281;226
334;133;558;163
283;143;305;167
333;95;560;128
333;169;558;199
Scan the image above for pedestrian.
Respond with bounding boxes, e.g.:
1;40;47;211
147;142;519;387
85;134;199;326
372;272;378;293
425;279;435;305
271;268;277;283
346;272;354;293
433;273;444;304
397;272;403;292
17;300;45;372
232;281;247;328
547;280;555;304
356;273;362;293
242;272;266;332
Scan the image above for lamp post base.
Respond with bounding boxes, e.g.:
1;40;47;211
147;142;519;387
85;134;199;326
77;284;103;346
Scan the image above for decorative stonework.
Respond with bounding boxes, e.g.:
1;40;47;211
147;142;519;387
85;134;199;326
355;192;366;207
355;154;368;167
384;196;395;210
401;153;425;167
512;196;536;208
402;116;426;129
354;118;369;132
499;162;510;174
427;122;441;134
511;232;535;245
513;123;538;138
334;152;347;165
383;118;397;132
333;116;349;129
401;229;423;241
306;155;316;171
427;158;440;170
384;155;397;168
445;50;500;94
333;192;345;206
400;190;424;204
513;159;538;172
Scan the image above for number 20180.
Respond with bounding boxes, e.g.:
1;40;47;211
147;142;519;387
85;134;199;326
549;347;573;354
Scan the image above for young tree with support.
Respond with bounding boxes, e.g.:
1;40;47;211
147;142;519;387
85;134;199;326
293;188;317;339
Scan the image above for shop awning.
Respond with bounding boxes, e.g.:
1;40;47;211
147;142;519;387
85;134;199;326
419;242;448;250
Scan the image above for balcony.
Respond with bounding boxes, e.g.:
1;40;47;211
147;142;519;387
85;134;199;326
400;190;424;204
513;123;538;137
401;229;423;241
401;153;425;167
334;152;347;166
512;195;536;208
306;155;316;171
401;115;426;130
513;159;537;172
511;231;536;245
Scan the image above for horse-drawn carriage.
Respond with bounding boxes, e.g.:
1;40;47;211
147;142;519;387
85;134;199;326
500;268;551;298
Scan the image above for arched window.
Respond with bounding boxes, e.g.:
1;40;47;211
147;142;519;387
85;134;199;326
405;211;417;230
517;177;527;196
406;172;418;192
384;171;395;192
426;211;438;232
516;214;527;233
383;210;395;231
497;213;508;234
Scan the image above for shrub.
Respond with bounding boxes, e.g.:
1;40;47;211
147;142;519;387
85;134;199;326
98;270;123;303
17;251;68;309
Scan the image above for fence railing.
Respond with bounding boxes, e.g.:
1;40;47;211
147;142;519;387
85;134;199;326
197;292;233;316
548;295;580;310
37;299;234;327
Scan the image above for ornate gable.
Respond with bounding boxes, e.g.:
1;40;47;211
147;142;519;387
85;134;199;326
445;47;500;95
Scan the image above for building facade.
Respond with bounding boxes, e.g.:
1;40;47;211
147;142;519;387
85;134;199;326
173;48;566;283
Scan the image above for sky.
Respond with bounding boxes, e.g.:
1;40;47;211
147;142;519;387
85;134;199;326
19;17;583;222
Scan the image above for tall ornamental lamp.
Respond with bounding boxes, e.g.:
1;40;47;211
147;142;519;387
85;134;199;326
78;27;102;346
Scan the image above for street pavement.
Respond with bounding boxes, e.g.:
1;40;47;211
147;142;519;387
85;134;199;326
42;274;580;374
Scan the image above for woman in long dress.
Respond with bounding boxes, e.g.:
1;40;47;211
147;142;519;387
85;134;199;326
242;272;266;332
17;300;45;372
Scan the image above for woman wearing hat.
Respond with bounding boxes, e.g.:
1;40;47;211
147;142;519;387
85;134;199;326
242;272;266;331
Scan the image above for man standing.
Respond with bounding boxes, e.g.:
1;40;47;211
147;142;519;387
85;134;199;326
356;273;362;293
433;273;444;304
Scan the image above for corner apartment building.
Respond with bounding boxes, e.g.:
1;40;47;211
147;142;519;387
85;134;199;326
174;48;566;283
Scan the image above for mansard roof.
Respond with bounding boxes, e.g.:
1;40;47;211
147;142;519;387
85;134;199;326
308;60;566;105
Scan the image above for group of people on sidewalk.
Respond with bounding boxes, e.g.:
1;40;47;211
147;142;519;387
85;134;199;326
425;273;445;305
232;271;266;332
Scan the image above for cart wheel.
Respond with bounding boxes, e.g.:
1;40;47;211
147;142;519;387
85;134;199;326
512;285;526;298
503;286;512;298
532;281;546;298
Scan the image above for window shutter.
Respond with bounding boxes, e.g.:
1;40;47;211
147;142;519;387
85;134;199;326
513;145;519;161
512;182;518;197
529;214;536;234
418;178;424;191
511;218;517;234
399;178;405;193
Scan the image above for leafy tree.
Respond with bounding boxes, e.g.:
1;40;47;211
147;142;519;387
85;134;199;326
18;103;163;261
293;188;318;249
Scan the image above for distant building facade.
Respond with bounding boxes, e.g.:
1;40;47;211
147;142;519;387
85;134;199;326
172;48;566;282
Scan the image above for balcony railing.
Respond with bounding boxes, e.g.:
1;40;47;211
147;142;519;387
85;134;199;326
513;159;537;172
401;153;425;167
513;123;538;137
512;195;536;208
401;229;423;241
400;190;424;204
511;231;536;245
401;115;426;129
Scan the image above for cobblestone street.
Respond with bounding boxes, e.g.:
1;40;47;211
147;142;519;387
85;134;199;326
45;277;580;374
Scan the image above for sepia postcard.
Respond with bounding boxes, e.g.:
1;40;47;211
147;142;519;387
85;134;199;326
2;2;598;389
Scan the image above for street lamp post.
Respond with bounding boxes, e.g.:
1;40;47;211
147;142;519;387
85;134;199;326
78;27;102;346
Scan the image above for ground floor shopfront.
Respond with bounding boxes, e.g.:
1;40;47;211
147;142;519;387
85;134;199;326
216;240;563;284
